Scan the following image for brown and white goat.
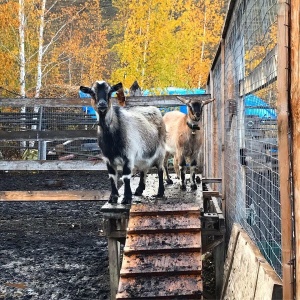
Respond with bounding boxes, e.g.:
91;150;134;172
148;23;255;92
79;81;166;204
116;86;126;107
163;96;214;190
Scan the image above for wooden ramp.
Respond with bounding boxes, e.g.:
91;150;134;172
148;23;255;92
116;175;203;299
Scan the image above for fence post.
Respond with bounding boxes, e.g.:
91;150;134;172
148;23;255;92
220;39;226;216
277;0;293;298
290;0;299;297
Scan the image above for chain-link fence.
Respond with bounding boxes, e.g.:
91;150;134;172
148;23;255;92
206;0;283;277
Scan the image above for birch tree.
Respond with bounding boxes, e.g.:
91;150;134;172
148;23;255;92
18;0;26;98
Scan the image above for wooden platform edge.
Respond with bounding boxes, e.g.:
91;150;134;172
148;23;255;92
0;190;110;201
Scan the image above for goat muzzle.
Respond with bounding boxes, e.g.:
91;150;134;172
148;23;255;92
97;100;108;113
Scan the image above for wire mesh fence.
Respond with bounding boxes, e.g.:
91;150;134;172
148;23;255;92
206;0;282;277
0;104;100;161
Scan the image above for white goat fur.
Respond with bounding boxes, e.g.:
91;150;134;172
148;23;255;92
79;81;166;204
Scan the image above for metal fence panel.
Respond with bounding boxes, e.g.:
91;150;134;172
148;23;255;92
207;0;281;277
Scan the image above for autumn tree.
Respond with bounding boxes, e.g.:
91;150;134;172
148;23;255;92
0;0;108;98
110;0;226;90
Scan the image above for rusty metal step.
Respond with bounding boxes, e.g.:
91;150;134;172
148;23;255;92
120;251;202;277
116;274;203;299
127;212;201;233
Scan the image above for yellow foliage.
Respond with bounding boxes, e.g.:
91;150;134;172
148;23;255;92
110;0;226;89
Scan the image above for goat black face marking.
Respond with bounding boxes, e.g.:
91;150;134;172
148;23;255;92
189;102;202;122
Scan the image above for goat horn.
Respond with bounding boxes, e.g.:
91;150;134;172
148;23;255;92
176;96;190;104
202;98;215;105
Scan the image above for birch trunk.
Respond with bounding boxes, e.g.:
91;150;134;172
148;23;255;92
19;0;26;98
141;7;151;86
19;0;26;153
32;0;46;157
35;0;46;99
198;2;207;88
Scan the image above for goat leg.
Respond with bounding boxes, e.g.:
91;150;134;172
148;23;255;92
190;161;198;190
156;168;165;197
121;164;133;204
163;153;173;184
107;164;119;203
179;159;187;191
121;177;132;204
134;171;146;196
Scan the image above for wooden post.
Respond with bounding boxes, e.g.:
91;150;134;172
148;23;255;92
213;241;225;299
101;202;130;300
108;237;120;300
220;39;226;215
290;0;300;297
277;0;293;298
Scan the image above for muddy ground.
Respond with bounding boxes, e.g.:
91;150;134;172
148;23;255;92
0;170;215;300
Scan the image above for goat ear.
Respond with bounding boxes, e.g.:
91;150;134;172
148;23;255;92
111;82;123;92
177;96;190;104
80;86;92;95
202;98;215;105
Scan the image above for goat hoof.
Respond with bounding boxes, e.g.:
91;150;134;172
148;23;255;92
121;197;132;205
134;187;144;196
180;185;187;191
166;179;173;185
155;193;164;198
108;194;119;204
191;183;197;190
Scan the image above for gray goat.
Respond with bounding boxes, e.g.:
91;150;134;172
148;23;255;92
79;81;166;204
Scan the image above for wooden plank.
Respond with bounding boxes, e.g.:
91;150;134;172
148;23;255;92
202;190;221;198
0;94;211;107
277;0;293;299
221;223;243;299
0;190;110;201
254;260;283;299
222;231;263;299
0;129;97;141
101;202;130;215
108;238;120;300
290;0;300;299
116;275;202;299
0;160;107;171
124;232;201;254
127;213;201;233
202;178;222;183
130;203;200;215
120;252;202;277
213;241;225;298
220;38;226;224
221;224;282;299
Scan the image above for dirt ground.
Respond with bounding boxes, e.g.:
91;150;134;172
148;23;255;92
0;170;215;300
0;171;112;300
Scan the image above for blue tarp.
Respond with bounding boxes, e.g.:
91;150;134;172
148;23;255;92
245;94;277;120
142;87;205;96
79;90;97;119
79;87;206;116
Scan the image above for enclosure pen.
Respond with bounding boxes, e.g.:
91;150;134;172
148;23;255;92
206;0;295;298
1;0;300;298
